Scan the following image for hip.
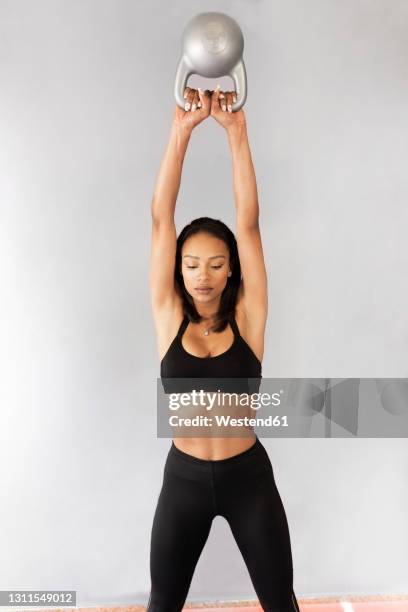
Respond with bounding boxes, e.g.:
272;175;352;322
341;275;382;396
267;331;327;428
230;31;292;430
164;433;274;486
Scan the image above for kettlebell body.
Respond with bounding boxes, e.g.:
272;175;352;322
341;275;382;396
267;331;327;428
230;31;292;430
174;12;247;112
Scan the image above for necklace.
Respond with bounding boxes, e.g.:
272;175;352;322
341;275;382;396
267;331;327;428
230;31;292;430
202;317;214;336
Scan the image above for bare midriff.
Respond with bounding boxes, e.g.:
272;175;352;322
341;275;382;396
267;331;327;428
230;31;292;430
172;432;257;460
170;395;258;459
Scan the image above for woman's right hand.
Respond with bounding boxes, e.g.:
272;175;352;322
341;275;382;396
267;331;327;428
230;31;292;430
173;87;212;133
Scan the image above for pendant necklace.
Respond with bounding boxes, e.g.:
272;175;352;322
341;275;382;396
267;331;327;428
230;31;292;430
202;318;213;336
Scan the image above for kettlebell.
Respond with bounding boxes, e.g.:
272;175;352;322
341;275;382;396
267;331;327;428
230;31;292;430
174;12;247;112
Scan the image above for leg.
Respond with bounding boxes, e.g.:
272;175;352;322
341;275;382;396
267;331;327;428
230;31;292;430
223;462;298;611
147;459;215;611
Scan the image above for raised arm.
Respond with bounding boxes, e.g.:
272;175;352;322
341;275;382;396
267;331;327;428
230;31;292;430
150;88;212;320
150;123;191;316
227;122;268;323
210;88;268;332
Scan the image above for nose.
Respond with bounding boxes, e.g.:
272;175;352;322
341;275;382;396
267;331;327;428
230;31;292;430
197;268;209;281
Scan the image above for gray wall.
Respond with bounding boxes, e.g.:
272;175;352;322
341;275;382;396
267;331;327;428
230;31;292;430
1;0;407;606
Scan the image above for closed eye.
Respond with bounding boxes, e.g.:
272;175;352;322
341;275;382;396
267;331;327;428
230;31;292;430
186;265;223;269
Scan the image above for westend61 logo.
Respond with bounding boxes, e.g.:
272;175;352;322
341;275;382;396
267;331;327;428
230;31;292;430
168;389;282;411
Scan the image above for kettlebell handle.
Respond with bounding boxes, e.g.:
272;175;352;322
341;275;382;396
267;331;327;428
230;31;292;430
174;57;247;112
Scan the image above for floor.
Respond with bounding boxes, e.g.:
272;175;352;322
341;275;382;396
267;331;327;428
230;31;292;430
183;601;408;612
66;598;408;612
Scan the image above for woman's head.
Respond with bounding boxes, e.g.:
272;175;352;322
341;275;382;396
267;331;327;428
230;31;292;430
175;217;241;331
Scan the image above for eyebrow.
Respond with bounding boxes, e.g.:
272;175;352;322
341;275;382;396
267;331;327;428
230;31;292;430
182;255;226;260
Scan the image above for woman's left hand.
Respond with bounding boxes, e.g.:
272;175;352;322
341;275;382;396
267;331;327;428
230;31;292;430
210;85;247;130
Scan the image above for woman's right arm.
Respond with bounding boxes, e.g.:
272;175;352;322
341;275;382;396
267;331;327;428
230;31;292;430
150;88;211;319
150;122;191;317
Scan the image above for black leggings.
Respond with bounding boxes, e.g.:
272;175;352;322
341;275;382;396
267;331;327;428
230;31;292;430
147;436;300;612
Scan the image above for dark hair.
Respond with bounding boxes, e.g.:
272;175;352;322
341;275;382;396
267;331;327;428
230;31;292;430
174;217;241;333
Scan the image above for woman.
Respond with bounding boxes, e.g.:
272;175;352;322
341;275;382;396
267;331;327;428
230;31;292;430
148;85;300;612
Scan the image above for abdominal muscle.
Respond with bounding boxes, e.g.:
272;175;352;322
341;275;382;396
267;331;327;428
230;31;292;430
171;400;258;460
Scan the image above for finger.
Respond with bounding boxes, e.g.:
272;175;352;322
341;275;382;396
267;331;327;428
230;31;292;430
216;86;226;111
191;89;199;112
213;84;224;106
185;88;195;111
219;88;227;112
183;86;192;100
197;88;206;109
226;92;233;113
205;89;215;111
210;85;220;112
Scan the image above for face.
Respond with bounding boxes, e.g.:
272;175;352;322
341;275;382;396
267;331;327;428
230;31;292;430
180;232;231;304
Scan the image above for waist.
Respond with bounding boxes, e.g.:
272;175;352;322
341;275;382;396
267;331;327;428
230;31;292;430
170;434;262;465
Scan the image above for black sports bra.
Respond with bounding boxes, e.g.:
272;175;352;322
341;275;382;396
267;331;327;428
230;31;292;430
160;314;262;394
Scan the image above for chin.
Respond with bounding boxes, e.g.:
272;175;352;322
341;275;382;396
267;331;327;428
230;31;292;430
193;291;219;303
194;295;213;303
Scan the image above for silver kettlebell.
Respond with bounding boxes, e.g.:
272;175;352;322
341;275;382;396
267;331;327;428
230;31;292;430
174;12;247;112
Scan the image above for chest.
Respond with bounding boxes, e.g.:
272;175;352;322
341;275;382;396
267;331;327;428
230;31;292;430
160;337;261;380
181;324;235;358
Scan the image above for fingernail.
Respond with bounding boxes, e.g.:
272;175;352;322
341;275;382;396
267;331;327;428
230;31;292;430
183;92;187;99
185;102;190;111
228;104;232;112
192;103;197;111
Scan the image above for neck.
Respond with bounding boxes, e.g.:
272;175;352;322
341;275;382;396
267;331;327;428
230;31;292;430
194;299;220;322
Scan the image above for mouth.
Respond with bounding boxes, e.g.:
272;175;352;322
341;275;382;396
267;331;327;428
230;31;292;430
195;287;213;294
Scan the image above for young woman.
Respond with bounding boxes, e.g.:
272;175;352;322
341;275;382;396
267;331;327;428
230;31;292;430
148;86;300;612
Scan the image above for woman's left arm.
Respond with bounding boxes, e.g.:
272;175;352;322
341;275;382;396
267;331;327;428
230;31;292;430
227;121;268;326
